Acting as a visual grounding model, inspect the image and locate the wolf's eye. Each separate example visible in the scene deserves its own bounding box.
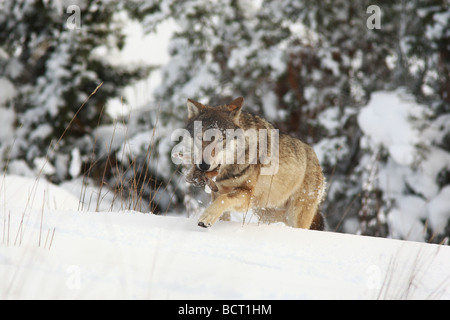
[210,136,223,142]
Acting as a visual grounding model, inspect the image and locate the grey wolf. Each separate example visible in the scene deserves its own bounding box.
[184,96,326,230]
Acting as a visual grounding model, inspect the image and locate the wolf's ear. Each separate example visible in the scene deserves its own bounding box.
[227,97,244,124]
[187,98,206,119]
[227,97,244,112]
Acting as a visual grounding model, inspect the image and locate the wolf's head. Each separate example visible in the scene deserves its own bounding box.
[186,96,244,127]
[185,97,245,172]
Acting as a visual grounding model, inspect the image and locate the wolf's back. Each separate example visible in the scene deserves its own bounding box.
[239,112,275,131]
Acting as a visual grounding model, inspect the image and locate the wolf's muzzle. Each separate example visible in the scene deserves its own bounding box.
[197,162,211,172]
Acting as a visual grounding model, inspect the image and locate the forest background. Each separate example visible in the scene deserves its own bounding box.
[0,0,449,243]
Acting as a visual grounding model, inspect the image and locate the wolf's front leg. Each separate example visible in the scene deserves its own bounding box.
[198,189,252,228]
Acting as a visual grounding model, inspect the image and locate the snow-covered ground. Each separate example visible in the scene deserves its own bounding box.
[1,175,449,299]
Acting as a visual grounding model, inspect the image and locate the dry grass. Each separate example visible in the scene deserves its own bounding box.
[376,245,450,300]
[1,80,187,250]
[78,104,183,215]
[1,82,106,248]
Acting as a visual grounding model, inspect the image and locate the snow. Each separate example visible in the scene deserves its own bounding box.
[405,146,450,199]
[427,186,450,235]
[0,106,15,142]
[425,10,450,41]
[69,148,81,179]
[320,50,340,76]
[388,196,427,242]
[314,136,348,167]
[358,89,428,166]
[1,175,449,299]
[104,16,177,118]
[1,3,450,300]
[0,175,80,212]
[0,78,16,162]
[261,91,278,121]
[0,77,15,105]
[93,123,129,157]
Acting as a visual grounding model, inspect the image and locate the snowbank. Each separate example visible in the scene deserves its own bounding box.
[1,176,449,299]
[2,210,449,300]
[0,175,80,212]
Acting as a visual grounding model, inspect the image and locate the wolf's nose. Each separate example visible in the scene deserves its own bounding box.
[198,162,210,172]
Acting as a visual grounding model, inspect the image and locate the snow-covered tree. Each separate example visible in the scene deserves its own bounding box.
[125,0,450,241]
[0,0,151,182]
[29,0,450,240]
[128,0,383,227]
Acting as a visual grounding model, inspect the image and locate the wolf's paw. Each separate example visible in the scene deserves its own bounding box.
[198,209,222,228]
[198,221,211,228]
[198,214,216,228]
